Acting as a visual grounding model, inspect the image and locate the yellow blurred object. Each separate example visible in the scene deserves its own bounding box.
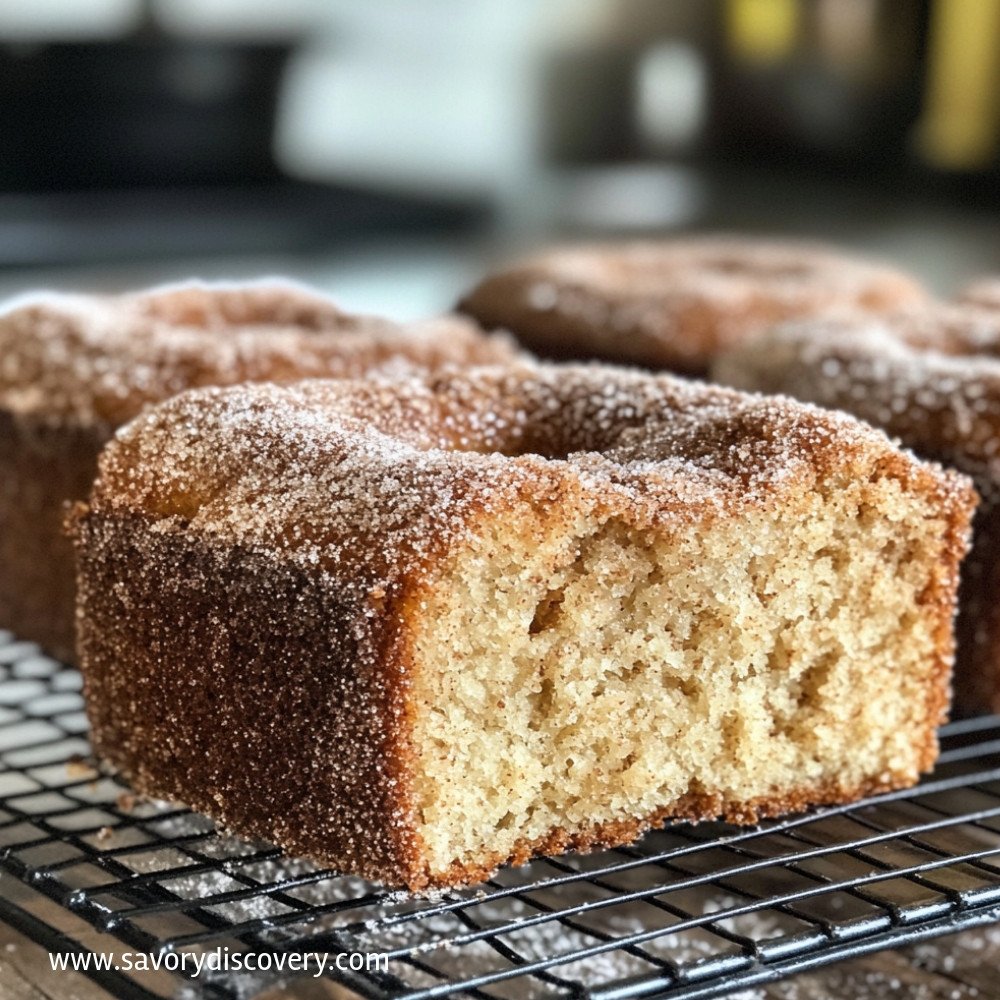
[725,0,799,65]
[920,0,1000,170]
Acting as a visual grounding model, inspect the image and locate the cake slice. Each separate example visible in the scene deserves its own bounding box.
[71,365,975,889]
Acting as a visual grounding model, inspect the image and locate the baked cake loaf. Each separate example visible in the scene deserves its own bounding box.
[714,305,1000,715]
[0,281,516,661]
[458,237,927,375]
[72,364,974,889]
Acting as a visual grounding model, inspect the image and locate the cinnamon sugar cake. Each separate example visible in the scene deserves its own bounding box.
[0,281,516,660]
[458,237,927,375]
[72,364,974,889]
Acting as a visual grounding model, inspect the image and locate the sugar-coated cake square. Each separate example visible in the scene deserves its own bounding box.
[72,365,974,889]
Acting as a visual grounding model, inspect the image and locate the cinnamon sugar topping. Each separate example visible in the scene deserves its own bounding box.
[459,238,927,373]
[0,281,517,428]
[93,363,970,586]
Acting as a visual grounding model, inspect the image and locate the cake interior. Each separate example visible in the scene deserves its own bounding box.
[409,472,949,878]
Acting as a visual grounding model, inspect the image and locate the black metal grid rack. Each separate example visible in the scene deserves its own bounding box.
[3,628,1000,1000]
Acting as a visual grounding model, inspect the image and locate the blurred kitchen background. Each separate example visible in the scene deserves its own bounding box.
[0,0,998,316]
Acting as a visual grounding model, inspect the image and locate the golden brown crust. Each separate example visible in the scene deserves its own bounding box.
[0,281,518,658]
[73,364,974,890]
[458,238,927,375]
[72,511,428,887]
[714,306,1000,715]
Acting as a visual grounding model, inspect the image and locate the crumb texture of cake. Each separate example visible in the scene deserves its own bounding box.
[458,237,927,375]
[72,364,975,889]
[713,306,1000,715]
[0,280,517,660]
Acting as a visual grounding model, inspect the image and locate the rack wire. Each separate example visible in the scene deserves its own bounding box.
[2,628,1000,1000]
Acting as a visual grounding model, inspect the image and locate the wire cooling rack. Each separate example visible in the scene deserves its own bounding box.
[3,629,1000,1000]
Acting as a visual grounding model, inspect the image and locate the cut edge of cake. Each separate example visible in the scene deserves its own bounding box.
[403,458,972,885]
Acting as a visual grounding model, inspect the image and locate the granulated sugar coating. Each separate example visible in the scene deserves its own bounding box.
[0,280,518,430]
[458,237,927,375]
[0,279,518,662]
[714,305,1000,715]
[73,363,974,890]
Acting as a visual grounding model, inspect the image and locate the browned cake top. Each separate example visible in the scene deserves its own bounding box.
[0,281,517,429]
[957,278,1000,312]
[458,237,927,371]
[713,305,1000,502]
[90,363,970,592]
[477,238,923,303]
